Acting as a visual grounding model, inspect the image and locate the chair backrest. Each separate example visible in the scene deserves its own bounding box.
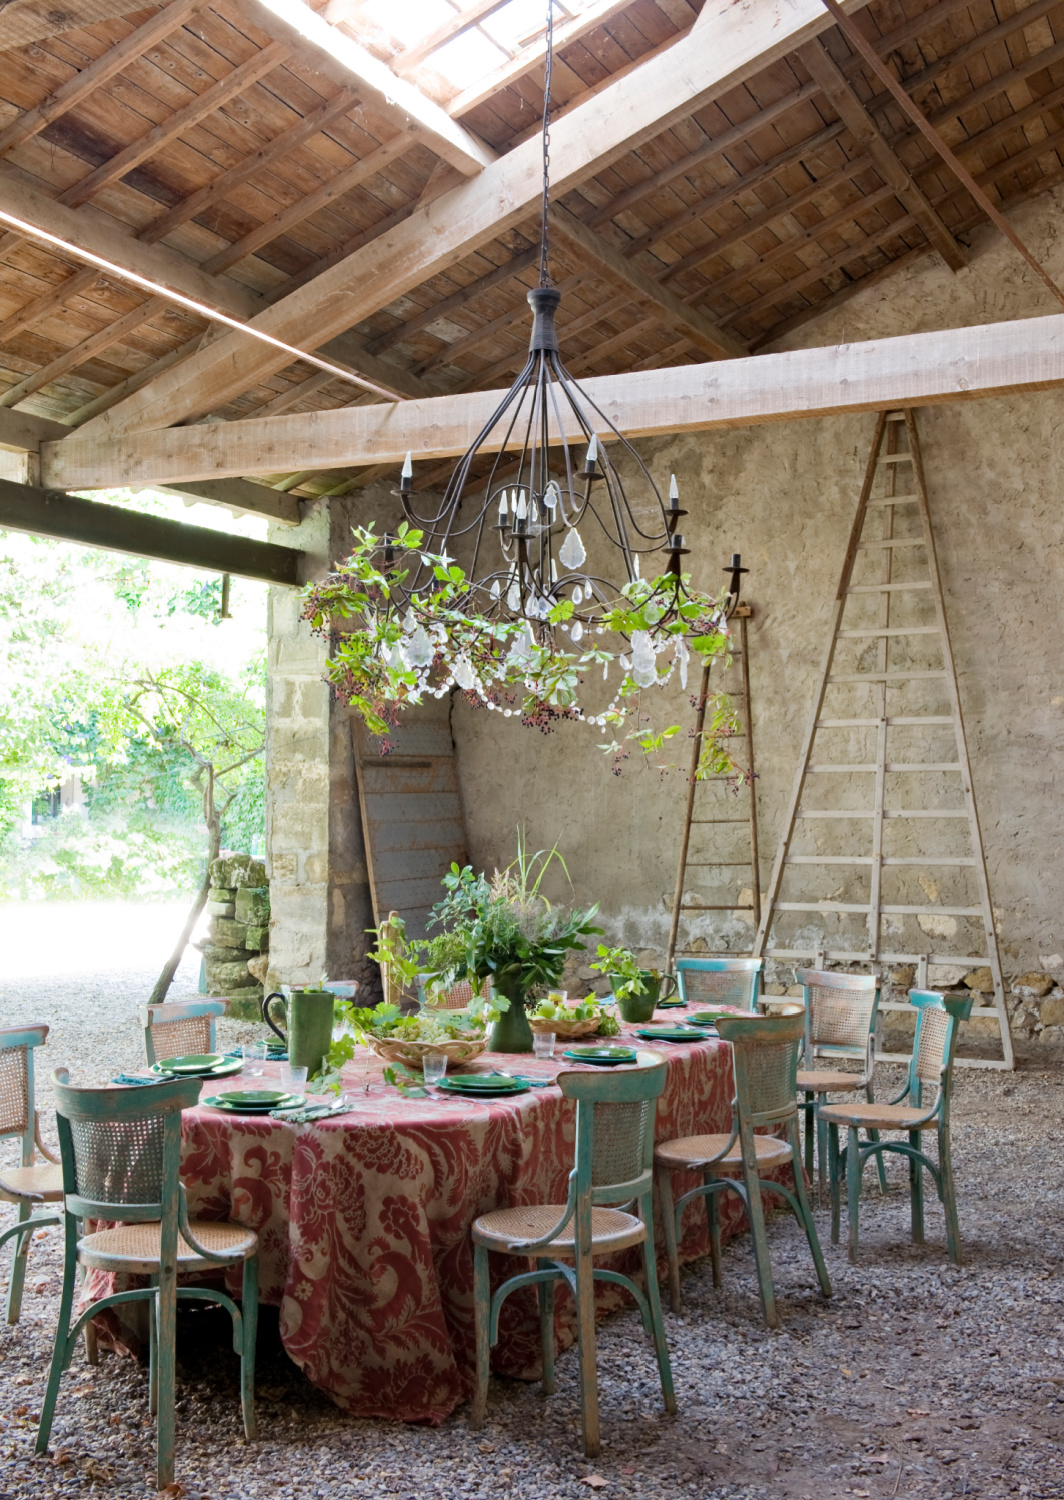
[907,991,972,1108]
[417,974,492,1011]
[676,958,762,1010]
[716,1011,803,1127]
[795,968,880,1069]
[0,1023,48,1166]
[139,1000,225,1065]
[51,1069,201,1223]
[558,1059,667,1205]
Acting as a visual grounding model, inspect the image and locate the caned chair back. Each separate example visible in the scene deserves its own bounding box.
[676,957,762,1010]
[417,974,492,1011]
[558,1060,667,1204]
[795,968,880,1076]
[716,1012,803,1126]
[51,1070,200,1224]
[0,1024,48,1163]
[908,990,971,1107]
[139,1000,225,1065]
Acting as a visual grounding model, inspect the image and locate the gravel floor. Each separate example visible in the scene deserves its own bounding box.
[2,922,1062,1499]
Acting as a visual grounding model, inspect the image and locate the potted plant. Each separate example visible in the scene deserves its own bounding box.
[591,944,677,1024]
[428,839,601,1053]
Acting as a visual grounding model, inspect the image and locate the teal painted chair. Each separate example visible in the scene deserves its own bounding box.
[139,1000,226,1066]
[655,1010,831,1328]
[794,969,885,1197]
[822,990,972,1264]
[675,957,762,1010]
[470,1059,675,1458]
[36,1071,260,1489]
[0,1023,63,1325]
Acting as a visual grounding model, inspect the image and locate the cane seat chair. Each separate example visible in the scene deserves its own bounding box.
[821,990,972,1264]
[675,957,762,1010]
[794,969,884,1195]
[36,1071,259,1488]
[417,974,493,1011]
[139,1000,226,1066]
[655,1011,831,1328]
[471,1059,675,1458]
[0,1024,63,1325]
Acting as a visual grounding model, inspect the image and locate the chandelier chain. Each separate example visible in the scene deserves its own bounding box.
[539,0,554,287]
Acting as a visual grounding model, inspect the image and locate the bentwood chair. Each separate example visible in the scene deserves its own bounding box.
[675,957,762,1010]
[139,1000,225,1065]
[822,990,972,1265]
[794,969,885,1196]
[0,1024,63,1325]
[471,1059,675,1458]
[417,975,493,1011]
[36,1071,260,1488]
[655,1011,831,1328]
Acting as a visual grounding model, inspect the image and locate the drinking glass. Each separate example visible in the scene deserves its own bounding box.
[242,1041,267,1078]
[281,1063,308,1096]
[546,989,567,1006]
[533,1032,556,1060]
[423,1052,447,1087]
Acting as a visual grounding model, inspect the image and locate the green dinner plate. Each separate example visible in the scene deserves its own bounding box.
[157,1054,226,1073]
[635,1027,701,1042]
[150,1056,243,1079]
[445,1074,526,1091]
[436,1079,530,1097]
[687,1010,733,1026]
[563,1046,638,1065]
[203,1090,304,1113]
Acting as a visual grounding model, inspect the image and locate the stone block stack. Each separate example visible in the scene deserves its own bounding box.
[196,853,270,1016]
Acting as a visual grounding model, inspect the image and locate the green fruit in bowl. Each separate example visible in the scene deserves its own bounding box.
[536,999,558,1019]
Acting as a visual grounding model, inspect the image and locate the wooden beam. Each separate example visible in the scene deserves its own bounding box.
[0,0,156,52]
[0,478,304,583]
[240,0,494,177]
[46,310,1064,486]
[80,0,872,438]
[365,245,540,356]
[389,0,510,76]
[550,204,745,359]
[0,0,201,159]
[0,407,68,450]
[795,39,966,273]
[161,478,301,526]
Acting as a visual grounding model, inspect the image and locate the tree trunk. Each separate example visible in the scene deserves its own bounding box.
[149,766,219,1006]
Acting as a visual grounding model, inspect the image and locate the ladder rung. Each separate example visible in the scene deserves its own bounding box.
[866,494,918,506]
[836,626,939,638]
[881,856,976,866]
[776,902,870,913]
[681,904,756,911]
[796,808,969,818]
[875,453,912,463]
[827,670,947,682]
[847,582,932,593]
[785,855,874,864]
[857,538,925,549]
[881,905,982,917]
[806,763,962,773]
[691,818,748,824]
[764,948,990,965]
[684,861,755,866]
[796,810,874,818]
[815,716,954,727]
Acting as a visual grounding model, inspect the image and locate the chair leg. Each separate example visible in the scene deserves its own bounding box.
[84,1318,99,1366]
[846,1125,862,1263]
[574,1241,600,1458]
[816,1097,829,1202]
[828,1123,841,1245]
[148,1284,159,1419]
[35,1231,78,1457]
[470,1243,491,1429]
[802,1095,815,1184]
[5,1203,31,1325]
[866,1084,888,1194]
[938,1122,962,1265]
[537,1277,555,1395]
[788,1121,831,1297]
[640,1197,676,1415]
[155,1265,177,1489]
[741,1159,778,1329]
[240,1255,259,1441]
[656,1168,682,1314]
[706,1173,722,1290]
[909,1129,925,1244]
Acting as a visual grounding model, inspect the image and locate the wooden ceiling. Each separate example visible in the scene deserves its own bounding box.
[2,0,1064,501]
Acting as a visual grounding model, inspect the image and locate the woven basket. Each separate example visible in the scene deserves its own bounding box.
[362,1034,487,1070]
[529,1014,603,1039]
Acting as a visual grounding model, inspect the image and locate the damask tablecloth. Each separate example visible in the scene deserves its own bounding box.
[109,1023,760,1424]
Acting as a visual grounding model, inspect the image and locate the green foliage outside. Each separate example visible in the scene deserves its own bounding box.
[0,492,268,900]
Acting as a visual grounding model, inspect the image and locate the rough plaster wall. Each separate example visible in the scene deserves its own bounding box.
[451,188,1064,976]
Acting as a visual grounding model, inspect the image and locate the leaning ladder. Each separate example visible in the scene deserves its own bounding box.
[666,604,761,969]
[752,411,1012,1069]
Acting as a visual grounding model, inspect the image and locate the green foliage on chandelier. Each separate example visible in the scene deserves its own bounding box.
[303,521,745,776]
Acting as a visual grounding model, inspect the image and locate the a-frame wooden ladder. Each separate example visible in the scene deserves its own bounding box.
[753,410,1012,1069]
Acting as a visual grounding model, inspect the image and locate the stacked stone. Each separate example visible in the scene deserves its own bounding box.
[196,853,270,1006]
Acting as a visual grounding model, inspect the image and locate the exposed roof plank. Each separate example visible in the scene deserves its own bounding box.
[0,0,157,54]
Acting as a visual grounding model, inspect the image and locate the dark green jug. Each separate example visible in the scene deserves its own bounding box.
[262,988,335,1074]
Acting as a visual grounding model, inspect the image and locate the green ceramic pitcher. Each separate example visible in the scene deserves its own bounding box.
[611,970,678,1024]
[262,988,335,1074]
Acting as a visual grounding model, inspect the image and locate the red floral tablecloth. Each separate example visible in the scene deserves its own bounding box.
[99,1019,765,1423]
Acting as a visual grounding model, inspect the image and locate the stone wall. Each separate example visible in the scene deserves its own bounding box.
[195,851,270,1017]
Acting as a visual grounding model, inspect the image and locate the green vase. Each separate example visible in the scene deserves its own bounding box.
[488,980,534,1053]
[611,970,679,1024]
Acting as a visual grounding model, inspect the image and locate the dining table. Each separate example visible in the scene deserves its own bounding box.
[92,1009,772,1425]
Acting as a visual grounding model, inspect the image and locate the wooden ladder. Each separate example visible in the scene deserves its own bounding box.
[752,410,1012,1069]
[666,604,761,969]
